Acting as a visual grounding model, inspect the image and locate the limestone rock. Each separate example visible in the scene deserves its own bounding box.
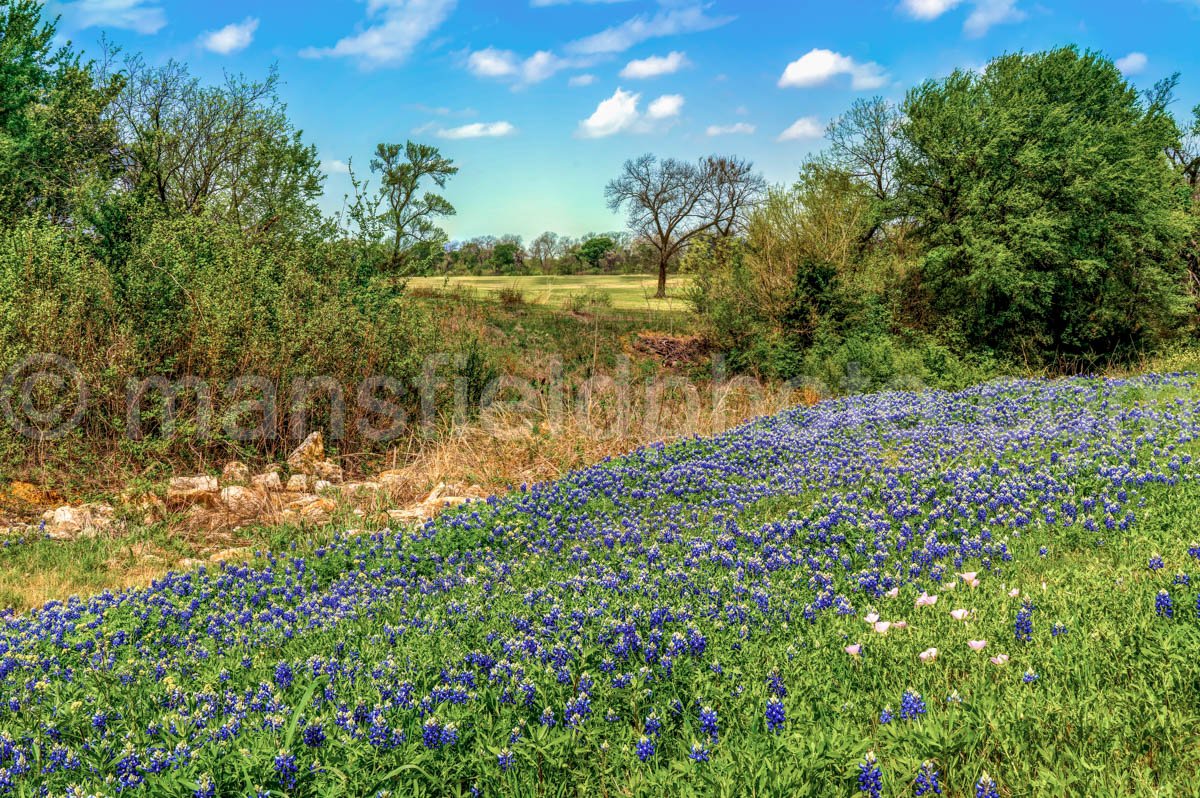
[285,474,309,492]
[312,460,343,483]
[209,546,254,563]
[278,493,336,525]
[221,461,250,485]
[220,485,264,518]
[41,503,116,540]
[251,472,283,492]
[286,431,325,473]
[166,476,219,510]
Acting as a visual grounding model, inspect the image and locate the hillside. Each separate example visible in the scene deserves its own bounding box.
[1,374,1198,795]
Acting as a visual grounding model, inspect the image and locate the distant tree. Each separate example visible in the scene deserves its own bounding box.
[606,154,764,298]
[577,235,616,271]
[367,141,458,270]
[897,46,1193,363]
[0,0,123,225]
[529,231,559,273]
[490,239,524,273]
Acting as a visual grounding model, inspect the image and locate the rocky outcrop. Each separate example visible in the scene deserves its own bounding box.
[166,476,219,510]
[41,503,117,540]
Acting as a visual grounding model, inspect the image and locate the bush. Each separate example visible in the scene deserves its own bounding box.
[0,217,436,469]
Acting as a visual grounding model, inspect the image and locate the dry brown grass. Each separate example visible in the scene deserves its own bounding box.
[374,379,802,500]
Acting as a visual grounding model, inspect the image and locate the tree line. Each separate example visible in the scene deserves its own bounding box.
[677,46,1200,383]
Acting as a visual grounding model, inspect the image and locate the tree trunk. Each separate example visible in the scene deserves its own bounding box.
[656,256,668,299]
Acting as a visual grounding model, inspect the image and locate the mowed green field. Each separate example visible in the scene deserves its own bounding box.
[407,273,694,312]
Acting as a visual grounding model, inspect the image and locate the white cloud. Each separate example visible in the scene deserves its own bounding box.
[777,116,823,142]
[568,73,597,87]
[568,5,733,55]
[647,94,684,119]
[1115,51,1148,75]
[620,51,690,79]
[532,0,632,4]
[322,159,351,174]
[902,0,1025,37]
[963,0,1024,37]
[578,88,642,137]
[436,121,516,139]
[467,47,583,86]
[577,88,682,138]
[467,47,518,77]
[300,0,456,67]
[900,0,962,19]
[778,48,888,90]
[706,122,755,136]
[56,0,166,34]
[201,17,258,55]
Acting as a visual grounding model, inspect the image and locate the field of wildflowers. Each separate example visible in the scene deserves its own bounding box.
[3,375,1200,796]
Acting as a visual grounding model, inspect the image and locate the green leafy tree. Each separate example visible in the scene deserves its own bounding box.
[366,141,458,270]
[576,235,615,271]
[897,46,1193,364]
[0,0,122,225]
[110,57,324,238]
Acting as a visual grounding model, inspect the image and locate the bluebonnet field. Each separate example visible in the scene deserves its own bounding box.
[3,375,1200,796]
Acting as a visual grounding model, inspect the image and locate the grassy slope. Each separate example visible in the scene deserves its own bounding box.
[2,376,1200,795]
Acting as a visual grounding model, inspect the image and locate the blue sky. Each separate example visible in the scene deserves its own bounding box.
[47,0,1200,242]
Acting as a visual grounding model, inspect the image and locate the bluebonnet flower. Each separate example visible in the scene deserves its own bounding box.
[765,696,785,733]
[439,723,459,747]
[975,773,1000,798]
[1149,554,1165,571]
[914,761,942,795]
[899,689,926,721]
[688,742,710,762]
[644,711,662,737]
[635,735,655,762]
[302,722,326,748]
[498,748,514,773]
[1015,601,1034,642]
[274,662,294,690]
[699,705,718,740]
[1156,590,1174,618]
[879,706,893,724]
[1038,546,1048,557]
[194,775,216,798]
[766,669,787,698]
[274,750,298,790]
[857,751,882,798]
[422,718,442,749]
[1023,669,1039,683]
[1174,572,1190,586]
[1050,622,1068,637]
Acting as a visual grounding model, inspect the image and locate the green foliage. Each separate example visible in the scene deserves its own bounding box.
[898,46,1193,364]
[0,0,122,225]
[0,217,434,461]
[576,236,616,271]
[349,141,458,272]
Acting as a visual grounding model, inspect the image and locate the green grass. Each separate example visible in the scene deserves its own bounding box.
[408,273,695,313]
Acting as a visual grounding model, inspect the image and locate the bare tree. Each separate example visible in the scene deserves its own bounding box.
[705,156,767,238]
[606,154,764,298]
[823,97,905,249]
[530,231,559,273]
